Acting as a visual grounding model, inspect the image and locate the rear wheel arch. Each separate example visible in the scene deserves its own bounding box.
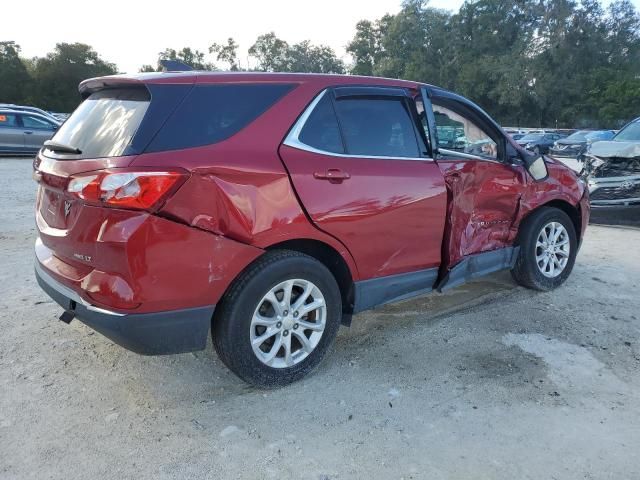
[264,239,355,319]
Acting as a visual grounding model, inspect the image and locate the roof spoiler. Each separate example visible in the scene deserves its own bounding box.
[159,60,193,72]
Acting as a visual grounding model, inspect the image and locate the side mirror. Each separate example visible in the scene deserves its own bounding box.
[508,142,548,180]
[526,155,549,180]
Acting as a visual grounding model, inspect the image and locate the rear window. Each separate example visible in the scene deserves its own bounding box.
[50,88,150,159]
[146,83,294,152]
[298,94,344,154]
[0,113,19,127]
[333,97,420,158]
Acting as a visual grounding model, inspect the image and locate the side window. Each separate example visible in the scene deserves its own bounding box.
[0,113,19,127]
[147,83,294,152]
[432,103,498,160]
[333,97,420,158]
[298,94,344,154]
[22,115,55,130]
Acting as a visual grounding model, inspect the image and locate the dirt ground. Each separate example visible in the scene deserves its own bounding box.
[1,157,639,480]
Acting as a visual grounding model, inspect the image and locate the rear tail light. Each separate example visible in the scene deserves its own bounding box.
[67,169,187,210]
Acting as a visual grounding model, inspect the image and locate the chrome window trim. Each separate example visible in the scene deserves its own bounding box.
[283,89,433,162]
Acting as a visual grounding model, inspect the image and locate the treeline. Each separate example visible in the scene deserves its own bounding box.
[1,0,639,127]
[347,0,640,128]
[0,42,117,113]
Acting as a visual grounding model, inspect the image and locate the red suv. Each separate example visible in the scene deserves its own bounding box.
[34,72,589,386]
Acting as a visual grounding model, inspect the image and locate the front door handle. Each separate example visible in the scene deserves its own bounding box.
[313,169,351,182]
[24,131,33,135]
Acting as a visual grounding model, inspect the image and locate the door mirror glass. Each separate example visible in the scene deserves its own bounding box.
[527,155,548,180]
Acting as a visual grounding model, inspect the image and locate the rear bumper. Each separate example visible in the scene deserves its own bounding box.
[36,261,214,355]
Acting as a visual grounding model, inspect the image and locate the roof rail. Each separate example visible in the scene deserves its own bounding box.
[159,59,194,72]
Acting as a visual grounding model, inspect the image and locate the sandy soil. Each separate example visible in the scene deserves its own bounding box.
[1,157,639,479]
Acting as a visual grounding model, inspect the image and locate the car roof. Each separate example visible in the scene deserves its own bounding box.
[0,108,57,119]
[79,71,429,96]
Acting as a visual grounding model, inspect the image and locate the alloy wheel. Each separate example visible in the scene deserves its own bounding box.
[535,221,570,278]
[250,279,327,368]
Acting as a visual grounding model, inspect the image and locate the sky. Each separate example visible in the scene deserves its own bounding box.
[3,0,639,74]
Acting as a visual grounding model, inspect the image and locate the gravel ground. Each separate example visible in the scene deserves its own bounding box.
[1,157,639,480]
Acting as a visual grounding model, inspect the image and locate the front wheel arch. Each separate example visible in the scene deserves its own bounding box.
[517,199,582,247]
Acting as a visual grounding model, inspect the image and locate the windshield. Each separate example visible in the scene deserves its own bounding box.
[519,133,543,142]
[563,131,590,142]
[614,121,640,142]
[585,131,613,142]
[48,88,150,159]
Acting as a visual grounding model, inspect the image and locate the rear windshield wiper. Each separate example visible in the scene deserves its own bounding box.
[43,140,82,155]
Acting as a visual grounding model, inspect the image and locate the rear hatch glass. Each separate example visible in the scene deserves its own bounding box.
[48,88,149,159]
[45,83,295,160]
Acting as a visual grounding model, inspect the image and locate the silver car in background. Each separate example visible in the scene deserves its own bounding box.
[0,109,61,156]
[0,104,62,124]
[583,117,640,223]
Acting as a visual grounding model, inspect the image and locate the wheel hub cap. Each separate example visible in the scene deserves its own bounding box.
[250,279,326,368]
[535,221,570,278]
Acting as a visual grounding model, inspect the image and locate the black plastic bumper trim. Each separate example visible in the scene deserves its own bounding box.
[353,267,439,313]
[436,246,519,292]
[35,263,214,355]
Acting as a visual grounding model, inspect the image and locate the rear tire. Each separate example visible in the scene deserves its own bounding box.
[212,250,342,388]
[511,207,577,291]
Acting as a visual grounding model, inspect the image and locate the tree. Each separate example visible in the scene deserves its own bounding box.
[0,41,31,104]
[347,0,640,128]
[288,41,345,74]
[159,47,212,70]
[248,32,290,71]
[347,20,383,76]
[249,33,345,73]
[30,43,117,112]
[210,38,240,70]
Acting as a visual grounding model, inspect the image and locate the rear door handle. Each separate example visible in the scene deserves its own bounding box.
[313,169,351,182]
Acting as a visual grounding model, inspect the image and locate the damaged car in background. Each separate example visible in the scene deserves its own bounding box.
[583,117,640,221]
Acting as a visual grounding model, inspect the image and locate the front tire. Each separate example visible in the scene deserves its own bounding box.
[511,207,578,291]
[213,250,342,388]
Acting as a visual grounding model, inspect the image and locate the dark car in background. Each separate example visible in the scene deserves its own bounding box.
[549,130,616,160]
[516,132,566,154]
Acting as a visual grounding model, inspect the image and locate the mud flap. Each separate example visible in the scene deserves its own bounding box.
[59,310,75,324]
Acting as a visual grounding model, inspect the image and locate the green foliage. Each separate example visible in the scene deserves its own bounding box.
[2,3,638,125]
[248,32,345,73]
[347,0,640,128]
[0,41,31,104]
[159,47,214,70]
[248,33,290,71]
[210,38,240,71]
[27,43,117,112]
